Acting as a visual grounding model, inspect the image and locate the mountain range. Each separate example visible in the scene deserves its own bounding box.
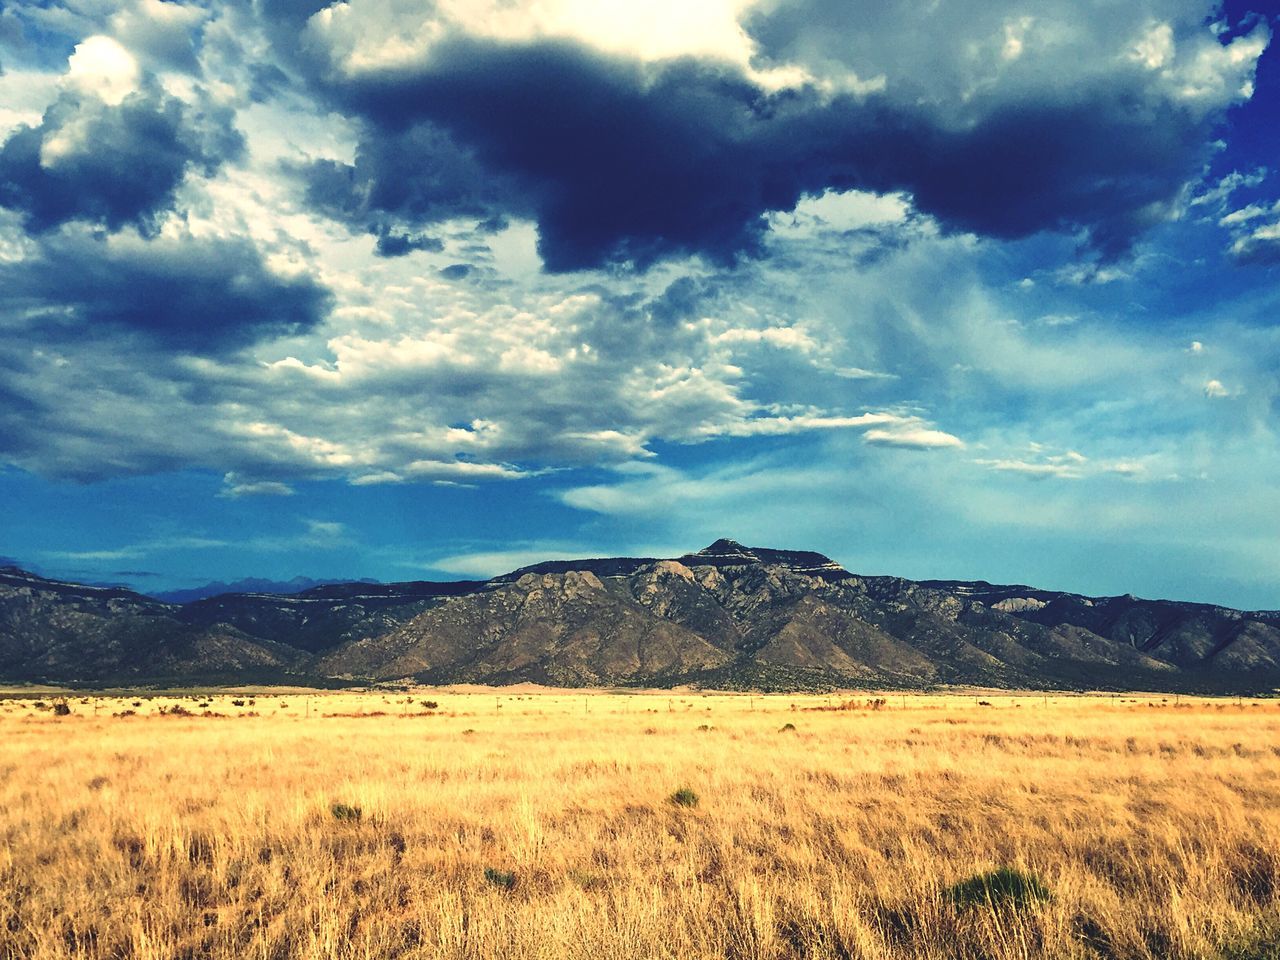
[2,540,1277,692]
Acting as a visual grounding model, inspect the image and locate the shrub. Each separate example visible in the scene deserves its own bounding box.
[780,722,797,732]
[330,803,363,823]
[668,787,699,808]
[52,700,72,717]
[421,700,439,710]
[945,868,1052,910]
[231,700,246,707]
[484,867,517,890]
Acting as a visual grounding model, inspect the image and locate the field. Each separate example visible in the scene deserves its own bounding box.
[1,689,1278,960]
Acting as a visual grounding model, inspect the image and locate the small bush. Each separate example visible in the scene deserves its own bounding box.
[231,700,246,707]
[484,867,516,890]
[52,700,72,717]
[696,724,712,732]
[780,722,796,732]
[330,803,363,823]
[421,700,439,710]
[945,868,1052,910]
[668,787,699,808]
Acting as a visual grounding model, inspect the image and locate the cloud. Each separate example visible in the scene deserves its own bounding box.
[1203,378,1230,398]
[974,458,1084,479]
[43,535,230,563]
[1226,211,1280,264]
[864,425,965,449]
[279,3,1268,270]
[0,38,242,234]
[427,544,597,578]
[0,228,331,351]
[218,473,296,498]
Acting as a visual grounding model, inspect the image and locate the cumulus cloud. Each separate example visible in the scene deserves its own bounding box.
[0,36,242,234]
[268,1,1271,270]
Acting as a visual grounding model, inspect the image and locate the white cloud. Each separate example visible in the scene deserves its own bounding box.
[309,0,775,81]
[218,473,295,498]
[65,36,139,106]
[864,426,965,450]
[1203,378,1229,398]
[975,458,1083,479]
[428,544,594,577]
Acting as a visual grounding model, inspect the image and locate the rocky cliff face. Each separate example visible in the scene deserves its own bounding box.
[3,541,1278,691]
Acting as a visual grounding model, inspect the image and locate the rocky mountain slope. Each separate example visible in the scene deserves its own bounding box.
[2,541,1278,691]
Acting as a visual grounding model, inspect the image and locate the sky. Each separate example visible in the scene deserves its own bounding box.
[1,0,1279,607]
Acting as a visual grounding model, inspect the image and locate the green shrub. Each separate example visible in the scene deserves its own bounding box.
[945,867,1052,910]
[484,867,516,890]
[668,786,699,808]
[330,803,363,823]
[780,722,796,732]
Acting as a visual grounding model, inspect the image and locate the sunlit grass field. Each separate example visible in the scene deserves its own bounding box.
[1,688,1277,959]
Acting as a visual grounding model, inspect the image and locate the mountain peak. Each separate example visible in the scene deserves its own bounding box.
[695,539,758,560]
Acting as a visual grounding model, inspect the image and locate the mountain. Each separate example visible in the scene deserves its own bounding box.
[0,566,307,682]
[1,542,1278,691]
[150,576,380,605]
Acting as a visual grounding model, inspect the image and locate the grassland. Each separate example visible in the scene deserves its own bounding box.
[0,689,1277,959]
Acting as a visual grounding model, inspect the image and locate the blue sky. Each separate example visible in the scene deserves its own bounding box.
[1,0,1279,607]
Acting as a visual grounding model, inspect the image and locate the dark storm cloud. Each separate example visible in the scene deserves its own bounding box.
[374,228,444,257]
[0,87,242,234]
[1,231,331,352]
[309,37,1228,271]
[296,120,521,238]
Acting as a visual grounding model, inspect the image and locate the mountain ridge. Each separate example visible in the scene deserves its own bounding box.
[1,546,1277,692]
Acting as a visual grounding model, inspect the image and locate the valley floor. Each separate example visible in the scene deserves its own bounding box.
[1,691,1278,959]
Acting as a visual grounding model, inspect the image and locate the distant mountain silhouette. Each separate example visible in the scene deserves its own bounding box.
[150,576,380,605]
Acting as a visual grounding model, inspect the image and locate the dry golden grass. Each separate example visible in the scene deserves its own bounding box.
[1,689,1278,959]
